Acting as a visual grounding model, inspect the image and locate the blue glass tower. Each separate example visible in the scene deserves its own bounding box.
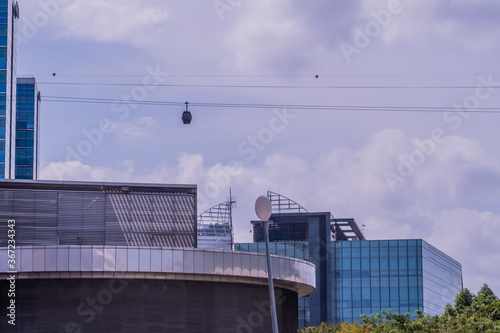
[0,0,19,179]
[235,192,463,328]
[236,239,462,327]
[15,77,40,179]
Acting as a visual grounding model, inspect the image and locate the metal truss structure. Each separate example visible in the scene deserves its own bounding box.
[267,191,309,214]
[197,201,234,250]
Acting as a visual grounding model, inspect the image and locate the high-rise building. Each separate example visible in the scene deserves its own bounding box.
[0,1,39,180]
[0,0,19,180]
[235,192,463,329]
[15,77,40,179]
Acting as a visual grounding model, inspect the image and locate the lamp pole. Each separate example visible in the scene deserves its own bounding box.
[255,195,279,333]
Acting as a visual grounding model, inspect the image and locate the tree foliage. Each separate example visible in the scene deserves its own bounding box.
[298,284,500,333]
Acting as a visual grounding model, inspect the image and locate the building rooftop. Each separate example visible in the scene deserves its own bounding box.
[0,179,197,194]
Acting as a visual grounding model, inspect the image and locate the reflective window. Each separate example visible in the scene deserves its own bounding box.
[193,251,204,274]
[352,258,361,270]
[45,248,57,271]
[389,257,398,270]
[362,288,370,300]
[390,287,399,300]
[258,255,267,278]
[250,253,259,277]
[116,248,128,271]
[81,247,92,271]
[276,243,286,256]
[371,288,380,300]
[370,257,379,270]
[361,258,370,270]
[223,252,233,275]
[102,248,115,271]
[232,253,242,275]
[21,248,33,272]
[92,247,104,271]
[161,249,173,272]
[57,248,69,271]
[241,254,250,275]
[128,248,139,271]
[69,248,81,271]
[380,257,389,270]
[172,250,183,273]
[182,250,193,273]
[140,249,151,272]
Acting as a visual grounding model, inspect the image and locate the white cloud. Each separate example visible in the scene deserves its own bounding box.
[39,129,500,293]
[356,0,500,50]
[222,0,308,72]
[428,209,500,294]
[114,116,159,141]
[57,0,169,45]
[40,160,136,182]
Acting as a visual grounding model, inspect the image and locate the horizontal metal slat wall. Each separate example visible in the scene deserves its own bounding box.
[0,187,196,248]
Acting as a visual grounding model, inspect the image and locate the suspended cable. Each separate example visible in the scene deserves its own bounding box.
[20,72,500,78]
[42,95,500,114]
[36,81,500,89]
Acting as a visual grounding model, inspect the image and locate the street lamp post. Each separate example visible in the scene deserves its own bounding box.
[255,195,279,333]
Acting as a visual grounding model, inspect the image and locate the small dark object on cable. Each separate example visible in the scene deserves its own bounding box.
[182,101,192,124]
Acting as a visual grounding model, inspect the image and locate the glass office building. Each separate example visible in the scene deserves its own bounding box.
[0,0,19,179]
[235,192,463,328]
[333,239,462,323]
[15,77,40,179]
[0,1,38,180]
[236,239,462,328]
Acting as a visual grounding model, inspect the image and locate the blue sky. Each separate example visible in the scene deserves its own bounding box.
[16,0,500,294]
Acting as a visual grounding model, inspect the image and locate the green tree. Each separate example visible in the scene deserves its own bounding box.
[477,284,497,300]
[443,303,455,317]
[299,284,500,332]
[472,284,500,321]
[454,288,475,314]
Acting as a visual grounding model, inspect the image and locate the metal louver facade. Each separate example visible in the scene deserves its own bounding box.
[0,180,197,248]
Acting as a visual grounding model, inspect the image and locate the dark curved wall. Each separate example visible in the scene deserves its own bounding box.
[0,279,298,333]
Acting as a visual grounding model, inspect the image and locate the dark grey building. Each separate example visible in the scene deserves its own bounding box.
[0,182,316,332]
